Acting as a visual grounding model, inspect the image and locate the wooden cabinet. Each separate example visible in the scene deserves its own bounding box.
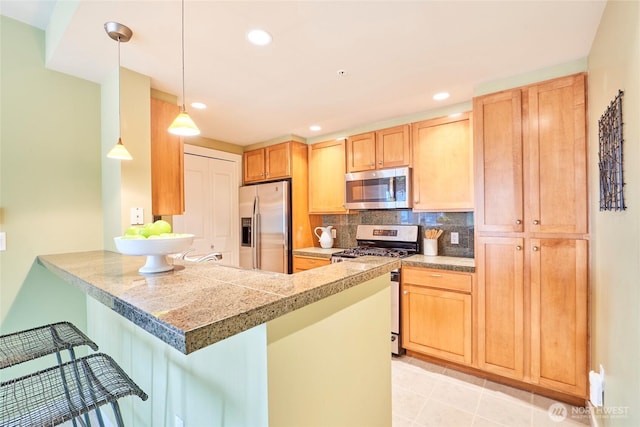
[308,139,347,214]
[346,125,410,172]
[151,98,184,215]
[474,73,587,234]
[473,73,588,399]
[530,238,588,396]
[476,236,525,380]
[401,267,472,365]
[412,113,473,211]
[293,255,331,273]
[473,89,524,233]
[243,142,291,184]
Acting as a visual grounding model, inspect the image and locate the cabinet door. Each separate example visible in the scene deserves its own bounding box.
[244,149,266,183]
[530,238,588,397]
[346,132,376,172]
[266,142,291,180]
[412,114,473,211]
[151,98,184,215]
[527,74,587,234]
[474,90,524,232]
[376,125,411,169]
[402,285,471,364]
[308,139,347,213]
[477,236,525,380]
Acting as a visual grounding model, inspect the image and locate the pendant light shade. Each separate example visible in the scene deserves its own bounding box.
[107,137,133,160]
[169,0,200,136]
[105,21,133,160]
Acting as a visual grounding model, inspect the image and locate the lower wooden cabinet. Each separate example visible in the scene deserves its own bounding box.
[401,267,472,365]
[476,236,588,397]
[293,255,330,273]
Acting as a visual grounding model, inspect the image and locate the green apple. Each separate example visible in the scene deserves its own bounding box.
[148,220,172,236]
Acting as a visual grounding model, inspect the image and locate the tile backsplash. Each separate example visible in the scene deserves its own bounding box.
[320,210,474,258]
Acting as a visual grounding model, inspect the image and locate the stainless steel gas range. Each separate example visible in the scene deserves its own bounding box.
[331,224,420,356]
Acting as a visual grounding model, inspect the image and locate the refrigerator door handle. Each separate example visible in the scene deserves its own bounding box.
[252,196,260,270]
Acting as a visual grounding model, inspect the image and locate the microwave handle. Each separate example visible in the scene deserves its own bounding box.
[389,177,395,201]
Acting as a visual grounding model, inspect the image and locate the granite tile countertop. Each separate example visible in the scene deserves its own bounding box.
[292,247,345,259]
[402,254,475,273]
[37,251,400,355]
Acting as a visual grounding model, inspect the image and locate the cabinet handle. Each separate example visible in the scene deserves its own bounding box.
[516,245,522,251]
[429,274,442,278]
[533,220,540,225]
[532,245,539,252]
[403,290,409,295]
[516,219,522,225]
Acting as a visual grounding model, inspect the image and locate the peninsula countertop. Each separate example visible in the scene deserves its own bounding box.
[37,251,400,355]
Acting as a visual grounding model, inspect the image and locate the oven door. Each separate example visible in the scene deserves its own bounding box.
[344,167,412,209]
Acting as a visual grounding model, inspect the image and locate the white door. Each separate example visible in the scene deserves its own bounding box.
[173,149,240,266]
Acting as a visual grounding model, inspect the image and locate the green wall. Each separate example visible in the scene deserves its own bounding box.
[588,1,640,425]
[0,15,102,361]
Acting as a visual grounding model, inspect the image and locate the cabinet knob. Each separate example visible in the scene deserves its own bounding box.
[516,219,522,225]
[378,161,383,165]
[414,200,419,204]
[210,244,215,249]
[403,290,409,295]
[516,245,522,251]
[532,245,539,252]
[533,220,540,225]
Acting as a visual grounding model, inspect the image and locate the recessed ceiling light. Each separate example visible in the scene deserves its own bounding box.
[191,102,207,109]
[247,29,272,46]
[433,92,450,101]
[310,125,322,132]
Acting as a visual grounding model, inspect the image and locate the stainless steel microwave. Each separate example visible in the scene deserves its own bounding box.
[344,167,412,209]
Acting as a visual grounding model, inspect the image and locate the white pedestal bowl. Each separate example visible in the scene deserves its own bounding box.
[114,234,195,274]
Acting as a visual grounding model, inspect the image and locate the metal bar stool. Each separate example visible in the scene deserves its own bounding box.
[0,322,147,426]
[0,353,148,426]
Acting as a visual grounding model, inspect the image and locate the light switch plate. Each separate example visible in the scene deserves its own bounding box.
[0,231,5,251]
[451,232,459,245]
[130,207,144,225]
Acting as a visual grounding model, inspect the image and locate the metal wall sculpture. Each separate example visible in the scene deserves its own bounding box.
[598,90,626,211]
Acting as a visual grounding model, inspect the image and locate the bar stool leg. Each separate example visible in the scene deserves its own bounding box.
[111,401,126,427]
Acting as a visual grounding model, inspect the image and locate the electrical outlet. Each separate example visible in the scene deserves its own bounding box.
[130,207,144,225]
[331,228,337,239]
[451,232,459,245]
[0,232,5,251]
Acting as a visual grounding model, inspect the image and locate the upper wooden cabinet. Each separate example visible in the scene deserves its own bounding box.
[474,73,587,235]
[151,98,184,215]
[243,142,292,184]
[412,113,473,211]
[308,139,348,214]
[346,125,410,172]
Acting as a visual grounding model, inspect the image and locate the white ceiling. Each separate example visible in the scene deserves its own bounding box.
[1,0,606,146]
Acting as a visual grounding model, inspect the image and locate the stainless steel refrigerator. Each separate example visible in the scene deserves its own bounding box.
[239,180,292,273]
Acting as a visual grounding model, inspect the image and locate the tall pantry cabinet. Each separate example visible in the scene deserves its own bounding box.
[473,73,588,398]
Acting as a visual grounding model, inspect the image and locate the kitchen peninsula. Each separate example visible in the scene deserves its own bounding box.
[37,250,399,427]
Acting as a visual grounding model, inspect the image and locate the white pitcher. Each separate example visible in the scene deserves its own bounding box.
[314,226,334,249]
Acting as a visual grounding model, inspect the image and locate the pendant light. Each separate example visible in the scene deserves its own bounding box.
[168,0,200,136]
[105,21,133,160]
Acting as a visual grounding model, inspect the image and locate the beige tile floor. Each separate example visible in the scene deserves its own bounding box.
[392,355,591,427]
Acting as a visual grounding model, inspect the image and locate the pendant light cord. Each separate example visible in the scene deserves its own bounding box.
[117,36,122,139]
[180,0,186,112]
